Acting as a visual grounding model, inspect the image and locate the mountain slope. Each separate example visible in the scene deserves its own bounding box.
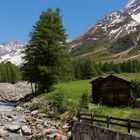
[70,0,140,59]
[0,41,27,66]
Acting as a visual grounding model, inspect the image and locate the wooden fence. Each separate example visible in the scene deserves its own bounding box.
[77,113,140,133]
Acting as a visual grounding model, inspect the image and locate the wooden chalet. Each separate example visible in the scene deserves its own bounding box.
[90,74,132,106]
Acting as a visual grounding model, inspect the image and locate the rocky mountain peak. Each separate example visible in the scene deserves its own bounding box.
[125,0,140,22]
[125,0,140,9]
[70,0,140,53]
[0,41,27,66]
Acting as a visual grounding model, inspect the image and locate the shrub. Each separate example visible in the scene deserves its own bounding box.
[30,103,41,111]
[79,92,89,112]
[51,90,66,113]
[131,80,140,107]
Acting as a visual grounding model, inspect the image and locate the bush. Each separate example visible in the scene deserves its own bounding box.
[30,103,41,111]
[131,80,140,107]
[79,92,89,112]
[51,90,66,113]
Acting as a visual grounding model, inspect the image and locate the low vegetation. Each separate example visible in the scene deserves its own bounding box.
[44,80,91,113]
[89,105,140,120]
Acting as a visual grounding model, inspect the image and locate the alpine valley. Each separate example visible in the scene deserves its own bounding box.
[70,0,140,63]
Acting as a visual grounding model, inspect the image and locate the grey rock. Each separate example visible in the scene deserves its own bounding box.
[5,124,21,132]
[0,82,32,102]
[61,135,68,140]
[21,125,31,136]
[15,106,24,112]
[0,129,9,137]
[67,131,72,138]
[31,110,39,115]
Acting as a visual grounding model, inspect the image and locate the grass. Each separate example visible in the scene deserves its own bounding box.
[89,105,140,134]
[89,105,140,120]
[42,73,140,116]
[44,79,92,112]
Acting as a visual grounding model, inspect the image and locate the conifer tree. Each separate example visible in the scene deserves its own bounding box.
[22,8,70,93]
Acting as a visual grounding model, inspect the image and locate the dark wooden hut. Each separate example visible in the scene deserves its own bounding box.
[90,74,131,106]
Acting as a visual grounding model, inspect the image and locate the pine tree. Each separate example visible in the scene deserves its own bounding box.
[22,8,70,93]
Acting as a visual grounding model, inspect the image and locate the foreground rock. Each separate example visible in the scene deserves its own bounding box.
[21,125,31,136]
[0,129,9,137]
[24,110,71,139]
[5,124,21,133]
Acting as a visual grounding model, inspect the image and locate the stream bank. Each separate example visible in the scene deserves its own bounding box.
[0,103,72,140]
[0,82,72,140]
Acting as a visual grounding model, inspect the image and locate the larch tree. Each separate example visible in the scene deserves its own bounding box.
[22,8,71,93]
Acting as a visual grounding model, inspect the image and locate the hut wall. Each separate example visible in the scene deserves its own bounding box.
[100,78,130,105]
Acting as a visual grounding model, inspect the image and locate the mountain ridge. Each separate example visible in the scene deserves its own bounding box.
[0,41,27,66]
[70,0,140,59]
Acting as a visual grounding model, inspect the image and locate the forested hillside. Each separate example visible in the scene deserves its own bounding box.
[0,62,21,83]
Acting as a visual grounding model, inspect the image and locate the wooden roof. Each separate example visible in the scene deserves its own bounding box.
[90,74,131,85]
[90,77,104,85]
[105,74,131,83]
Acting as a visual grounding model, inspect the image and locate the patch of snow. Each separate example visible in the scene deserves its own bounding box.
[70,42,82,50]
[66,39,71,43]
[9,53,25,66]
[132,5,140,13]
[0,41,27,66]
[114,29,123,39]
[92,37,98,41]
[132,13,140,22]
[126,21,139,32]
[126,0,136,9]
[109,27,121,36]
[102,27,107,32]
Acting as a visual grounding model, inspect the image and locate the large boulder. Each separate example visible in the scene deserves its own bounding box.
[21,125,31,136]
[0,129,9,137]
[31,110,39,116]
[5,124,21,132]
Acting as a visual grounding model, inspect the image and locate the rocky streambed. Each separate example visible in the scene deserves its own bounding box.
[0,104,72,140]
[0,105,27,140]
[0,82,73,140]
[0,82,32,102]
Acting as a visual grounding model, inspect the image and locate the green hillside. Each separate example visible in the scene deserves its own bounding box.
[71,31,140,63]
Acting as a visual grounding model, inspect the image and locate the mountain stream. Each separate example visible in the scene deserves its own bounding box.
[0,103,27,140]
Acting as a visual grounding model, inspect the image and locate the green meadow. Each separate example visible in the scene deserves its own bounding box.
[43,73,140,119]
[44,79,91,112]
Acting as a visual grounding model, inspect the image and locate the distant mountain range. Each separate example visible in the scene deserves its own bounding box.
[70,0,140,62]
[0,0,140,65]
[0,41,27,66]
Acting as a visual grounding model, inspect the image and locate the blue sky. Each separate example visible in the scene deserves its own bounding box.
[0,0,128,43]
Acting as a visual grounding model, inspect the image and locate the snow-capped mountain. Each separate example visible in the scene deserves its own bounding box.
[70,0,140,52]
[125,0,140,22]
[0,41,27,66]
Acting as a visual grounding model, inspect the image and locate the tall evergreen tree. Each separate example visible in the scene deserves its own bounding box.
[22,8,70,93]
